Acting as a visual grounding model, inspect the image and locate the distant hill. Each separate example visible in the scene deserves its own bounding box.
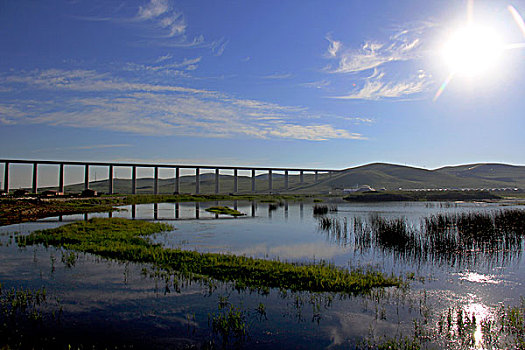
[35,162,525,194]
[289,163,525,193]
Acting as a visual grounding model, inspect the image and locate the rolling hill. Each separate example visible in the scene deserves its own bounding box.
[33,162,525,194]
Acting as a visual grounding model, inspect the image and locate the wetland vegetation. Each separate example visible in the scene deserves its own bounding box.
[2,199,525,349]
[17,218,402,295]
[316,208,525,267]
[205,206,245,216]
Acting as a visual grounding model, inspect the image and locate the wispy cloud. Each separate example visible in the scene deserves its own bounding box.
[75,144,132,150]
[0,69,365,142]
[261,73,293,80]
[268,124,365,141]
[210,38,229,56]
[136,0,186,37]
[300,80,330,89]
[123,57,202,74]
[325,34,342,58]
[31,144,133,153]
[331,69,430,100]
[326,24,432,74]
[73,1,208,48]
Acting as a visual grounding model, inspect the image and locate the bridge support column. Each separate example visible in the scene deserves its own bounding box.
[174,168,180,194]
[215,168,219,194]
[108,165,114,194]
[251,169,256,192]
[132,166,136,194]
[300,170,304,184]
[154,167,159,194]
[233,169,238,193]
[284,170,288,190]
[315,170,318,182]
[84,164,90,190]
[195,168,200,194]
[268,169,272,192]
[59,164,64,193]
[32,162,38,194]
[3,162,9,193]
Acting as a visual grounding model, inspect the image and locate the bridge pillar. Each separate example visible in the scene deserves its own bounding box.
[195,168,200,194]
[251,169,256,192]
[215,168,219,194]
[233,169,238,193]
[174,168,180,194]
[154,167,159,194]
[3,162,9,193]
[300,170,304,184]
[268,169,272,192]
[132,166,136,194]
[32,162,38,194]
[315,170,318,182]
[284,170,288,190]
[84,164,90,190]
[59,164,64,193]
[108,165,114,194]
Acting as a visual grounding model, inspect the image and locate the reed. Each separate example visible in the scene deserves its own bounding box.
[313,204,329,215]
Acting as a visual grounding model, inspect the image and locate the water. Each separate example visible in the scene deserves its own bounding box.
[1,200,524,348]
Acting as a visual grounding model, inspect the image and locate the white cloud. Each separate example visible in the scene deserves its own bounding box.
[154,54,172,63]
[331,69,431,100]
[326,35,342,57]
[137,0,170,20]
[136,0,187,38]
[300,80,330,89]
[268,124,365,141]
[210,38,229,56]
[261,73,293,80]
[0,69,366,142]
[327,26,429,74]
[124,57,202,73]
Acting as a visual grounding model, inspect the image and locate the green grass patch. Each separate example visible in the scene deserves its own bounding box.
[17,218,401,295]
[205,206,245,216]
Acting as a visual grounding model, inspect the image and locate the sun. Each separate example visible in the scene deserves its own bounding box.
[441,24,503,77]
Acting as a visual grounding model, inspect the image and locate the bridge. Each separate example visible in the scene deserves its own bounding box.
[0,159,340,195]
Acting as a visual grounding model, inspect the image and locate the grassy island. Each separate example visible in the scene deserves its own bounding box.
[205,206,245,216]
[17,218,401,295]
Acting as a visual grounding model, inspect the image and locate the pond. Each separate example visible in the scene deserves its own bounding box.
[1,200,524,348]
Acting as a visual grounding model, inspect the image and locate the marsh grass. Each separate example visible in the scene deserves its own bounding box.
[313,204,329,215]
[0,284,63,349]
[17,218,401,295]
[208,298,248,347]
[205,206,245,216]
[361,299,525,349]
[317,209,525,267]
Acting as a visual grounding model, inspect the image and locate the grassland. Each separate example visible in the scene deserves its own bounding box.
[17,218,402,295]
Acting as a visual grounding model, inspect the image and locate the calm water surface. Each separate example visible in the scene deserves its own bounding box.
[1,200,524,348]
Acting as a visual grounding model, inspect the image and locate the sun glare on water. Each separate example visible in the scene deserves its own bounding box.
[441,24,503,77]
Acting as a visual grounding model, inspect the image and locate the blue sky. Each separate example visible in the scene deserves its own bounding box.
[1,0,525,184]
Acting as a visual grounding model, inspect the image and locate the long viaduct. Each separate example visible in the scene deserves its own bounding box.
[0,159,340,195]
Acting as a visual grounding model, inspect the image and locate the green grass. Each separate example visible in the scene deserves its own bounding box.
[17,218,401,295]
[205,206,245,216]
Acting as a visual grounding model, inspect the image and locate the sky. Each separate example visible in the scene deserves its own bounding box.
[1,0,525,187]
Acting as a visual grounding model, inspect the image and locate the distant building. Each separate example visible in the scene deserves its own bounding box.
[343,185,375,193]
